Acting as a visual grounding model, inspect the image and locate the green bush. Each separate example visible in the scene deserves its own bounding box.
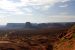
[72,33,75,38]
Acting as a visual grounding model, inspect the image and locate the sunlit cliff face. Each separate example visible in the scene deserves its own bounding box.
[0,0,75,25]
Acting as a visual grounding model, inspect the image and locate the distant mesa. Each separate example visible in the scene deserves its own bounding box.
[0,22,75,30]
[25,22,33,28]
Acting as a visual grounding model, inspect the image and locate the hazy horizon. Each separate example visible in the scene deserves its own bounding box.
[0,0,75,25]
[0,22,75,25]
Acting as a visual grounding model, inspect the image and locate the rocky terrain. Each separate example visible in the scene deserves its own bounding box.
[54,25,75,50]
[0,24,75,50]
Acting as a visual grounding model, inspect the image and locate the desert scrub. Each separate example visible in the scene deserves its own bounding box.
[67,43,73,48]
[72,33,75,38]
[62,38,69,42]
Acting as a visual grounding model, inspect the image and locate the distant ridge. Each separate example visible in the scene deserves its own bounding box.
[0,22,75,30]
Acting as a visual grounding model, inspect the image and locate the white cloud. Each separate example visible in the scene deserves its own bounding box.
[0,0,24,14]
[23,8,32,13]
[41,5,50,11]
[0,0,70,14]
[0,0,16,10]
[47,15,75,22]
[21,0,70,5]
[59,4,68,7]
[20,0,30,6]
[14,10,24,15]
[0,16,7,25]
[59,12,69,15]
[61,0,70,2]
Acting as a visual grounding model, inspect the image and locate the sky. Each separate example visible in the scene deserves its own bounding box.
[0,0,75,25]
